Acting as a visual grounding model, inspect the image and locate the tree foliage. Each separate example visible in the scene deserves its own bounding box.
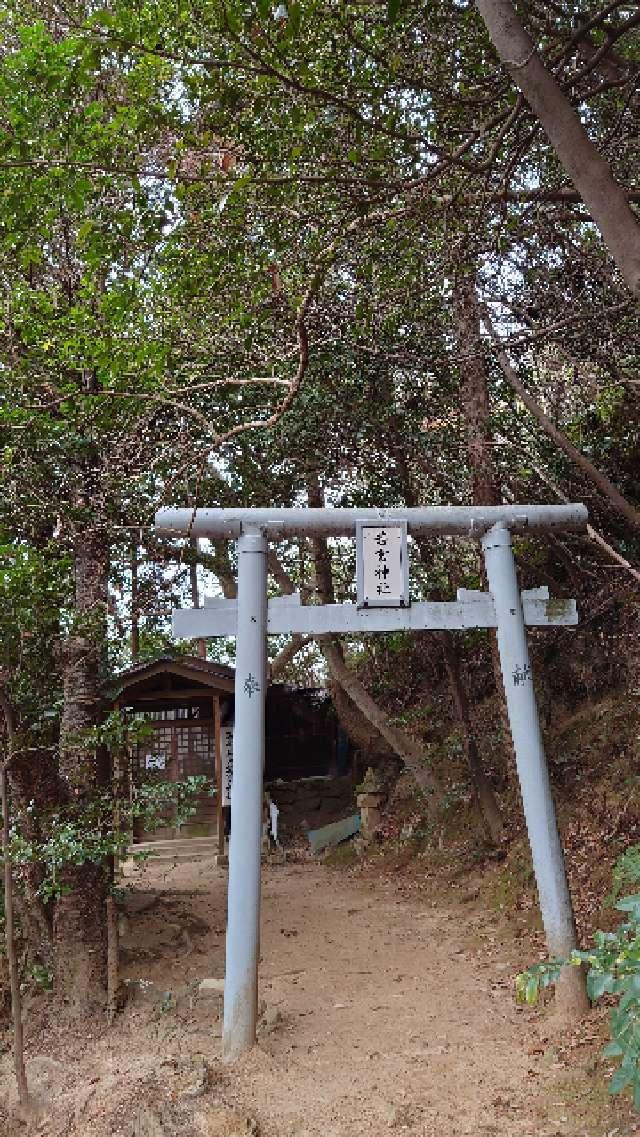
[0,0,638,1036]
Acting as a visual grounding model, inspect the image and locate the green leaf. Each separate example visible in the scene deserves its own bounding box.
[602,1040,624,1058]
[616,894,640,914]
[387,0,403,21]
[609,1056,637,1095]
[588,971,615,1000]
[525,975,539,1005]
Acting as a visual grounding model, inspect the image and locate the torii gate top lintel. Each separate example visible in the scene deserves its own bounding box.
[155,502,588,541]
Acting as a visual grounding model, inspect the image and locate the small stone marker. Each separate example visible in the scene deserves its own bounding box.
[356,767,387,842]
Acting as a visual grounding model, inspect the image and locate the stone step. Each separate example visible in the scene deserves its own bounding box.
[125,836,223,864]
[132,835,220,852]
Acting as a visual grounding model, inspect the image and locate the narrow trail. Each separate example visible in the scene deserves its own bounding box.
[0,857,630,1137]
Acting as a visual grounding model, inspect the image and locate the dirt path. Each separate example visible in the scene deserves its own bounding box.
[1,856,634,1137]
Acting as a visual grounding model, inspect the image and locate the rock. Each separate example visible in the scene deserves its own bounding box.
[194,1103,259,1137]
[199,978,225,994]
[260,1005,283,1033]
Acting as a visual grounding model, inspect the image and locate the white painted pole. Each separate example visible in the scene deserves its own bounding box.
[223,530,268,1060]
[481,524,588,1014]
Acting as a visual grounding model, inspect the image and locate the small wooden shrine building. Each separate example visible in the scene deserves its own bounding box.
[112,656,342,842]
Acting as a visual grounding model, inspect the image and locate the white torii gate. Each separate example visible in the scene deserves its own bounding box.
[156,503,589,1060]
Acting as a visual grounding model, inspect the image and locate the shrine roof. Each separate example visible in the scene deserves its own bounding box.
[111,655,236,699]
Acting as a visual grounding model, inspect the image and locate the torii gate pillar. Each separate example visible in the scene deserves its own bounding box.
[482,524,586,1013]
[222,530,268,1061]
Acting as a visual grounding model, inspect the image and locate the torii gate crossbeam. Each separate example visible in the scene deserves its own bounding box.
[155,503,589,1060]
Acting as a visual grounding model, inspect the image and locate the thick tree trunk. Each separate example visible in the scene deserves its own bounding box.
[327,677,399,774]
[453,274,498,510]
[453,271,516,783]
[53,534,109,1018]
[475,0,640,293]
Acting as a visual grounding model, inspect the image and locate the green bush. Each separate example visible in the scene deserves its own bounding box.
[517,892,640,1110]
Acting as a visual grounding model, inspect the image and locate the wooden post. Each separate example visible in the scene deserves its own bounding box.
[1,760,29,1107]
[214,696,224,858]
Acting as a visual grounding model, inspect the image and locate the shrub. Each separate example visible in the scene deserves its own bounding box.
[517,892,640,1110]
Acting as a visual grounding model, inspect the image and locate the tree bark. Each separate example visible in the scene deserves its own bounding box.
[475,0,640,294]
[53,533,109,1018]
[0,695,29,1107]
[439,635,504,846]
[319,639,439,801]
[453,274,499,509]
[452,271,516,783]
[327,677,399,773]
[130,539,139,661]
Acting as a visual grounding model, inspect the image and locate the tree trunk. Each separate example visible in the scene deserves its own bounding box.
[269,634,312,681]
[319,639,439,802]
[475,0,640,294]
[0,694,29,1107]
[0,689,55,963]
[53,533,109,1019]
[453,273,498,509]
[130,539,139,661]
[327,677,400,774]
[439,635,505,846]
[453,271,516,782]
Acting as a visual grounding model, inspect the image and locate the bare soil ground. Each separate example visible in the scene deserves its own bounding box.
[1,853,637,1137]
